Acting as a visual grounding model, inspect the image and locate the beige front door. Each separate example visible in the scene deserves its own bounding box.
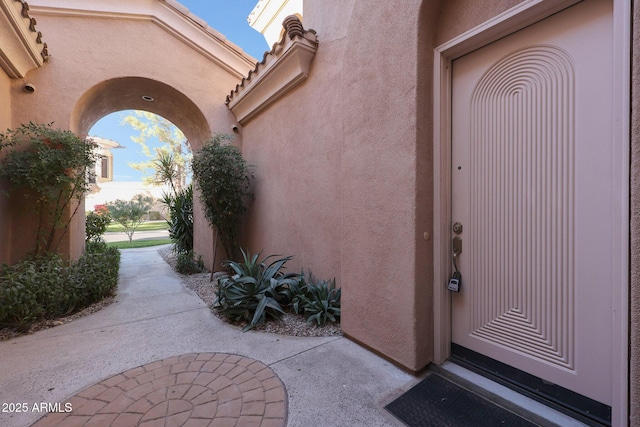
[451,0,619,408]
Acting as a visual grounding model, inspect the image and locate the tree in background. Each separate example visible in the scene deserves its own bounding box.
[191,134,254,268]
[123,111,190,191]
[105,194,154,243]
[0,123,98,256]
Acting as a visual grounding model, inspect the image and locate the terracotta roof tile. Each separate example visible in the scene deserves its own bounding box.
[13,0,49,61]
[225,15,317,105]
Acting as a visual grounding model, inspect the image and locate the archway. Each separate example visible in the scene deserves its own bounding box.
[72,77,211,151]
[69,77,215,263]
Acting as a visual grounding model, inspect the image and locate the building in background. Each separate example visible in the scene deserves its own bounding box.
[247,0,302,47]
[88,136,120,184]
[85,136,169,216]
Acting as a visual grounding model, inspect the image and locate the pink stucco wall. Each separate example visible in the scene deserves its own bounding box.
[240,5,344,282]
[337,0,433,372]
[0,71,10,128]
[0,71,11,264]
[437,0,524,43]
[239,0,435,371]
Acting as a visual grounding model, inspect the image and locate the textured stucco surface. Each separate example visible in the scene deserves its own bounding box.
[338,0,430,372]
[240,0,346,283]
[630,1,639,425]
[0,71,11,264]
[239,0,435,372]
[437,0,525,44]
[0,71,10,128]
[3,10,247,264]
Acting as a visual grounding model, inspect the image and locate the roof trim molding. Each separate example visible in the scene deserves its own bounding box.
[27,0,256,79]
[0,0,48,78]
[226,15,318,125]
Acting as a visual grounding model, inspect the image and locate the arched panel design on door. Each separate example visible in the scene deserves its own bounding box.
[450,0,618,414]
[468,46,575,369]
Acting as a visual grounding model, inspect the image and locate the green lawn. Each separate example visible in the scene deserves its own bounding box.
[106,239,172,249]
[106,221,168,233]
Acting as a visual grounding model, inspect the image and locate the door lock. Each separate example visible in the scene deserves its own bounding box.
[452,222,463,234]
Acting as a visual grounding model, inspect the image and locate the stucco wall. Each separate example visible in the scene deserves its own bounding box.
[0,70,11,264]
[6,10,247,263]
[436,0,525,44]
[338,0,432,371]
[14,14,239,139]
[239,1,346,283]
[630,1,639,425]
[0,71,10,128]
[238,0,435,372]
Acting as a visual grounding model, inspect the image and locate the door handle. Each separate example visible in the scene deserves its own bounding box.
[453,236,462,255]
[449,236,463,292]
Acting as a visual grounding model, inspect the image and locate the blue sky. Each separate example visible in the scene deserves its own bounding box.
[177,0,269,59]
[89,0,268,182]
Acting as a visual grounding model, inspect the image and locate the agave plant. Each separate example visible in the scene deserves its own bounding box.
[293,272,341,326]
[215,249,301,331]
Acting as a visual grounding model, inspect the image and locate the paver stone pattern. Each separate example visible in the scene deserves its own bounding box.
[30,352,287,427]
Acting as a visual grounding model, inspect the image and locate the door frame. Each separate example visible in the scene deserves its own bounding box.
[431,0,631,424]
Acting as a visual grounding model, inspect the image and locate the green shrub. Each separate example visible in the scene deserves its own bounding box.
[0,123,98,256]
[292,272,341,326]
[148,211,162,221]
[0,242,120,331]
[86,210,111,243]
[0,258,52,329]
[73,242,121,305]
[215,249,301,331]
[191,134,254,263]
[175,251,205,275]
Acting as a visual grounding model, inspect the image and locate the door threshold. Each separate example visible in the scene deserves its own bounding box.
[436,362,598,427]
[450,344,611,426]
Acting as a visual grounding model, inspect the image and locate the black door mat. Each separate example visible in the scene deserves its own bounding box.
[385,373,538,427]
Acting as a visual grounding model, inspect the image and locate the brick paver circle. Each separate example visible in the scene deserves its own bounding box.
[31,353,287,427]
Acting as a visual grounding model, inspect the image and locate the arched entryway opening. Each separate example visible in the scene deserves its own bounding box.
[68,76,215,263]
[2,0,254,267]
[71,77,211,150]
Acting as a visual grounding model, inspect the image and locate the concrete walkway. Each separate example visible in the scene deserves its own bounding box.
[0,246,412,427]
